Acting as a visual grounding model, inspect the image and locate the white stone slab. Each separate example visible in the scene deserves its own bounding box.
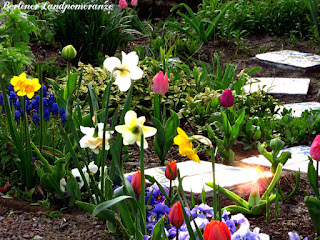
[256,50,320,69]
[241,146,312,173]
[244,77,310,95]
[129,161,272,194]
[276,102,320,117]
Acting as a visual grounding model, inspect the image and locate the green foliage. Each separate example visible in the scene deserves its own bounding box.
[167,2,233,43]
[50,0,136,65]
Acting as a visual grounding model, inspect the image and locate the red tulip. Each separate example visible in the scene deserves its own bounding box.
[118,0,128,9]
[203,221,231,240]
[153,71,168,95]
[220,88,234,108]
[131,171,142,195]
[311,135,320,161]
[168,202,184,228]
[131,0,138,6]
[165,161,177,180]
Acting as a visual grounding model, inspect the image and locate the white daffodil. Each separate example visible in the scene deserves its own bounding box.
[115,110,157,149]
[71,168,84,189]
[103,51,143,92]
[79,123,113,154]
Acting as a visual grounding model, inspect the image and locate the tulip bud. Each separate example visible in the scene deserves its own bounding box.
[118,0,128,9]
[168,202,184,228]
[153,71,169,95]
[61,45,77,61]
[220,88,234,108]
[131,171,142,195]
[310,135,320,161]
[203,221,231,240]
[131,0,138,6]
[165,161,177,180]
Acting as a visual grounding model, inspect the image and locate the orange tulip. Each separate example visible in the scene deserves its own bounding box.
[131,171,142,195]
[168,202,184,228]
[203,221,231,240]
[165,161,177,180]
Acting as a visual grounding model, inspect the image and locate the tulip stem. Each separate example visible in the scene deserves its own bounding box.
[176,226,179,240]
[211,147,218,220]
[154,93,161,121]
[317,161,319,190]
[168,179,172,207]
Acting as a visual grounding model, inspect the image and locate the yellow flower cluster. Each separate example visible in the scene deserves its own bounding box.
[10,73,41,99]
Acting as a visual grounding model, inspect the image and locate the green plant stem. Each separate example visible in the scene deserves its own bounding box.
[317,161,319,190]
[211,147,218,220]
[176,226,179,240]
[38,64,43,152]
[139,131,146,234]
[101,73,114,198]
[22,96,33,187]
[154,93,160,121]
[168,179,172,207]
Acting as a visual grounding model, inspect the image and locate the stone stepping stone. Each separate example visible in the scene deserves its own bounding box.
[131,161,272,194]
[276,102,320,117]
[241,146,314,173]
[244,77,310,95]
[254,50,320,72]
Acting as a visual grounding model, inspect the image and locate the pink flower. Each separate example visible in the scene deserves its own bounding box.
[220,88,234,108]
[118,0,128,9]
[131,0,138,6]
[310,135,320,161]
[153,71,168,95]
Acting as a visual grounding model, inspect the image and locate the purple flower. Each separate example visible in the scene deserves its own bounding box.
[289,232,307,240]
[44,109,50,122]
[14,99,20,110]
[32,99,39,113]
[42,85,47,98]
[60,114,67,125]
[147,204,170,223]
[51,103,59,116]
[9,91,16,105]
[60,106,65,116]
[43,98,49,110]
[8,83,14,92]
[48,93,55,109]
[32,113,40,125]
[168,225,189,240]
[0,93,3,106]
[146,183,168,205]
[190,203,214,219]
[14,110,20,124]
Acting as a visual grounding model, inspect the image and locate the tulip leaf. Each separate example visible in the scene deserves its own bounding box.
[222,205,253,214]
[307,157,319,198]
[304,196,320,234]
[76,201,117,223]
[151,216,165,240]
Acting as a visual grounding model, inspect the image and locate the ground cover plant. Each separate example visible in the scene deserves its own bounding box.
[1,0,320,239]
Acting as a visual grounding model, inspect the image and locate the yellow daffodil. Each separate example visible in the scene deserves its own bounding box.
[115,110,157,149]
[10,72,41,99]
[79,123,113,154]
[103,51,143,92]
[174,127,200,163]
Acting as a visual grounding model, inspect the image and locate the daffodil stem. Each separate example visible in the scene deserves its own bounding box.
[101,74,113,198]
[139,132,147,234]
[22,96,32,188]
[211,147,218,220]
[38,64,43,152]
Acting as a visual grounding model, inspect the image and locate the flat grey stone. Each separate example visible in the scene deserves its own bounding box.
[0,216,4,221]
[276,102,320,117]
[241,146,314,173]
[244,77,310,95]
[131,160,272,194]
[255,50,320,71]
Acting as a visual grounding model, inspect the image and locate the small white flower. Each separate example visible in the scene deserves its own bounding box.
[115,110,157,149]
[71,168,84,189]
[103,51,143,92]
[79,123,113,154]
[60,178,67,192]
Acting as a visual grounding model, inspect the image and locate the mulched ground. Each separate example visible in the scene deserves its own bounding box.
[1,35,320,239]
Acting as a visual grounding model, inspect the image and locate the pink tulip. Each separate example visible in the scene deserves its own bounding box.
[131,0,138,6]
[153,71,168,95]
[118,0,128,9]
[311,135,320,161]
[220,88,234,108]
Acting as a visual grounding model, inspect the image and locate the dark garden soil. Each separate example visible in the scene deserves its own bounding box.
[1,35,320,239]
